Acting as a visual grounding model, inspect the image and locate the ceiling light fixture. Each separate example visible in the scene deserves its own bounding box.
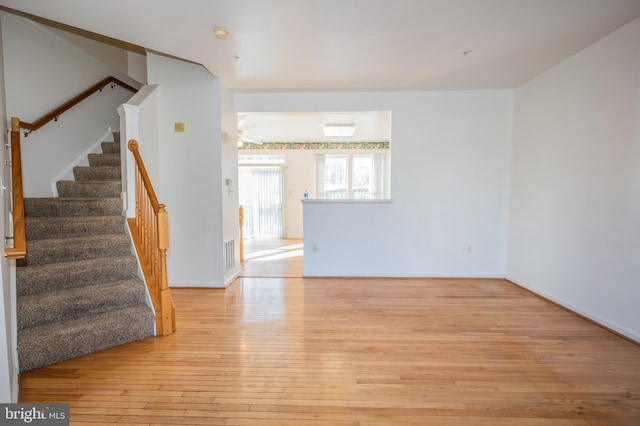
[323,124,356,137]
[213,27,229,40]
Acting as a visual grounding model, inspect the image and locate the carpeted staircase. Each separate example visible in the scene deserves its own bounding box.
[16,132,155,372]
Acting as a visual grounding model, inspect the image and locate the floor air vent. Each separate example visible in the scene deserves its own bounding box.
[224,239,236,272]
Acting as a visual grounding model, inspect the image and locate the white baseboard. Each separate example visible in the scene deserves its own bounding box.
[170,281,226,288]
[224,269,242,287]
[505,275,639,344]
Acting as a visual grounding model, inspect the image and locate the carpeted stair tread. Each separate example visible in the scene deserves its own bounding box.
[88,153,120,167]
[56,180,121,198]
[17,305,154,372]
[25,216,125,240]
[18,278,147,330]
[73,166,120,181]
[100,141,121,154]
[23,233,132,266]
[25,197,121,217]
[16,255,138,297]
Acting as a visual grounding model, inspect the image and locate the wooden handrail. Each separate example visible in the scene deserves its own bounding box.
[20,76,137,133]
[4,76,138,260]
[127,139,176,336]
[5,117,26,259]
[128,140,161,210]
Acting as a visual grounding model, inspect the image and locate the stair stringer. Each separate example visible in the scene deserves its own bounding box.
[50,128,114,196]
[124,223,157,336]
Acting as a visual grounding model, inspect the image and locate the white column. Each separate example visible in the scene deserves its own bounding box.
[117,103,141,219]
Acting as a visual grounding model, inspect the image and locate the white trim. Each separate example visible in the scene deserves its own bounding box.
[301,198,392,203]
[301,273,504,278]
[170,282,226,288]
[224,269,242,288]
[10,262,18,402]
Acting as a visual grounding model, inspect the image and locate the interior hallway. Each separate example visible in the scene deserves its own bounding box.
[241,238,304,278]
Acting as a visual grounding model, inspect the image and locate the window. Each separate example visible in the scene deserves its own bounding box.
[324,155,348,199]
[316,153,388,199]
[351,155,373,199]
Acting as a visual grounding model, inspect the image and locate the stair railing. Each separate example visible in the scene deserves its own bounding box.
[127,139,176,336]
[4,76,137,260]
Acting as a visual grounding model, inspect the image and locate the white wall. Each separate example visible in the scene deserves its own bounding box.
[146,53,227,287]
[46,25,128,77]
[128,51,147,84]
[1,12,138,197]
[45,22,147,85]
[0,15,17,402]
[235,90,513,277]
[219,83,241,285]
[507,17,640,341]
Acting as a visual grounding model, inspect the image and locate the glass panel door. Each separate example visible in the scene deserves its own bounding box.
[239,166,284,238]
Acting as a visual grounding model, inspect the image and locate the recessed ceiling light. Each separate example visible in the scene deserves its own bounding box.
[213,27,229,40]
[323,124,355,137]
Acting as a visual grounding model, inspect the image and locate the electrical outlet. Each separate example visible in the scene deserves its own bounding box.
[313,244,319,253]
[465,245,473,254]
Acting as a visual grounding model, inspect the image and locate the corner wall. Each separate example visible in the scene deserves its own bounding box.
[146,53,226,287]
[507,17,640,341]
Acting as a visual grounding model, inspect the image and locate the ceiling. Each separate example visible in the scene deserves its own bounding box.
[1,0,639,92]
[2,0,639,143]
[238,112,392,144]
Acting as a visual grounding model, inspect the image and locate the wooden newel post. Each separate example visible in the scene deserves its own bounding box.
[157,205,175,335]
[5,117,26,259]
[239,205,245,262]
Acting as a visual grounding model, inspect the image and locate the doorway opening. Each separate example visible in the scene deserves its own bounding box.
[237,111,391,278]
[238,154,303,277]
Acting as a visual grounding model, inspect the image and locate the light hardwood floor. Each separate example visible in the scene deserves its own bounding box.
[241,238,303,277]
[20,277,640,425]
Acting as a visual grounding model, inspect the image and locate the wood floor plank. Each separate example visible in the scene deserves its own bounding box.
[19,277,640,425]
